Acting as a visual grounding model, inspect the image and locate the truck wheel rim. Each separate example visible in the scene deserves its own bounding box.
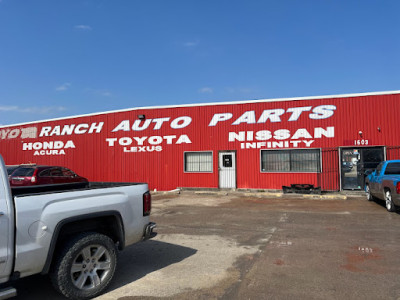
[386,192,392,210]
[70,245,112,290]
[366,186,370,200]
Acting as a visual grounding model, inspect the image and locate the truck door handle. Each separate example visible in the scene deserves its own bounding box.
[0,212,4,216]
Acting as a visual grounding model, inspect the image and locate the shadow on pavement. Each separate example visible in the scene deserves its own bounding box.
[107,239,197,290]
[11,240,197,299]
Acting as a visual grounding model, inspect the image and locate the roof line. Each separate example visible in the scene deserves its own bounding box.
[2,90,400,128]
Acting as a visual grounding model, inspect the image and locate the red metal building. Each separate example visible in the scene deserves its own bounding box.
[1,91,399,192]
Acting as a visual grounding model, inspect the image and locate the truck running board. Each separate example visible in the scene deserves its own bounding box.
[0,287,17,300]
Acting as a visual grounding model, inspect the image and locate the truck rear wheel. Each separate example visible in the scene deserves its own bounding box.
[51,232,117,300]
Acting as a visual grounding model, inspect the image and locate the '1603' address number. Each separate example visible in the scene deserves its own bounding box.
[354,139,369,145]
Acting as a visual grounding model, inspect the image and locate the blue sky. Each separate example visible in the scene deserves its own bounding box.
[0,0,399,125]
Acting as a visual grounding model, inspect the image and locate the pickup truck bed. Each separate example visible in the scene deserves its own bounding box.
[11,181,146,196]
[0,153,156,300]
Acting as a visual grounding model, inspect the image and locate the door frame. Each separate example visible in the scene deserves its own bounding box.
[339,146,386,191]
[218,150,237,189]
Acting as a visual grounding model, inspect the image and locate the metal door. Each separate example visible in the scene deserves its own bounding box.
[219,151,236,189]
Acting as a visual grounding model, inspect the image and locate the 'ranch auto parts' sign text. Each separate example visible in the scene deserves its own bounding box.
[0,104,336,156]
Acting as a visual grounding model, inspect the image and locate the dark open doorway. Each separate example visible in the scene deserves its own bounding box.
[340,147,385,190]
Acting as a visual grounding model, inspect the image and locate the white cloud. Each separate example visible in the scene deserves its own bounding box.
[198,87,213,94]
[0,106,66,114]
[55,82,71,91]
[86,88,113,97]
[74,25,92,31]
[99,91,112,97]
[183,40,199,47]
[225,87,256,94]
[0,106,18,112]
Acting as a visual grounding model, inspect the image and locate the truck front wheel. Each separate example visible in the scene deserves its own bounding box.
[51,232,117,299]
[385,190,396,212]
[365,184,375,201]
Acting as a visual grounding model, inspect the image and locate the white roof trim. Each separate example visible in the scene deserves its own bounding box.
[1,90,400,128]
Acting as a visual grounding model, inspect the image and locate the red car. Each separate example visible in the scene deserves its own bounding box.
[9,165,88,186]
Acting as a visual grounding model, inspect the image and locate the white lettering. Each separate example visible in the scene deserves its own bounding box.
[133,136,147,145]
[34,149,66,156]
[255,130,272,141]
[314,126,334,138]
[0,129,10,139]
[132,119,152,131]
[229,132,245,142]
[209,113,233,126]
[88,122,104,133]
[287,106,312,121]
[8,129,20,139]
[40,127,51,137]
[65,141,76,149]
[152,118,170,130]
[232,111,256,125]
[148,136,163,145]
[50,126,61,136]
[43,141,53,149]
[229,127,334,144]
[33,142,42,150]
[123,146,163,153]
[303,140,315,147]
[112,120,130,132]
[257,109,285,123]
[61,124,75,135]
[273,129,291,140]
[23,140,75,152]
[291,128,313,140]
[54,141,64,149]
[106,138,118,146]
[119,137,132,146]
[23,143,33,150]
[20,127,37,138]
[171,116,192,129]
[309,105,336,119]
[75,124,89,134]
[163,135,176,144]
[176,135,192,144]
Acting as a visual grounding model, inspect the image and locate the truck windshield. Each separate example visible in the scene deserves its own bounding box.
[385,162,400,175]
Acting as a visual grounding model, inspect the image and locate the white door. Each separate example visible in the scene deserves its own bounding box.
[219,152,236,189]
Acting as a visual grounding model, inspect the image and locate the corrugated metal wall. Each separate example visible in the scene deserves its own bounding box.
[387,146,400,160]
[1,92,400,191]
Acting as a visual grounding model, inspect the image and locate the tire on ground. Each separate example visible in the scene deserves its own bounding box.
[365,184,374,201]
[385,190,396,212]
[50,232,117,300]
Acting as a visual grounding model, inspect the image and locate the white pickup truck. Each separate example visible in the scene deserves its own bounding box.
[0,155,156,299]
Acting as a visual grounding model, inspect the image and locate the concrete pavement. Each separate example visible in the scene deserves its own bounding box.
[12,191,400,300]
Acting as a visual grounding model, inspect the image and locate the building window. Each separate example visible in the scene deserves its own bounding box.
[184,151,213,172]
[261,149,321,173]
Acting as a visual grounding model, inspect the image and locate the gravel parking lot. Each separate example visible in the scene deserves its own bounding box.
[12,191,400,300]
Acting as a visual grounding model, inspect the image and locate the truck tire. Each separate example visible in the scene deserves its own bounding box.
[365,185,374,201]
[385,190,396,212]
[50,232,117,300]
